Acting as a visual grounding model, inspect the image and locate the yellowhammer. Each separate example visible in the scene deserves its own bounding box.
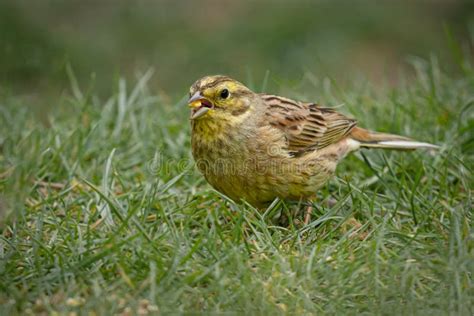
[188,75,438,221]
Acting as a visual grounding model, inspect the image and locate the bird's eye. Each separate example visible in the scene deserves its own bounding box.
[220,89,229,99]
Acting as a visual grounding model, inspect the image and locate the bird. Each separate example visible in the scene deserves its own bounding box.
[188,75,438,223]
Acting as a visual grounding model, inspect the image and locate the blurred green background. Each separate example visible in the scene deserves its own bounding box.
[0,0,473,102]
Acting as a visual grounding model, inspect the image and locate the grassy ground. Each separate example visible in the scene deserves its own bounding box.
[0,58,473,314]
[2,1,472,99]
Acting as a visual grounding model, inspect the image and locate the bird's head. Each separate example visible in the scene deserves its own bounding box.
[188,75,254,122]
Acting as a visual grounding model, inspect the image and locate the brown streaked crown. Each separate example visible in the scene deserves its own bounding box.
[190,75,235,96]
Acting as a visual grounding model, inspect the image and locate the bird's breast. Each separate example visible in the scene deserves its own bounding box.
[191,122,289,205]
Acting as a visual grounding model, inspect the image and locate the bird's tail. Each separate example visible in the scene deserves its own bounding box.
[349,127,439,150]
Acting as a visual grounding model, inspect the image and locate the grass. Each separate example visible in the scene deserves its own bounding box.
[2,2,472,99]
[0,58,473,314]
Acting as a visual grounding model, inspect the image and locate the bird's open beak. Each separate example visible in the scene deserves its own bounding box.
[188,92,213,120]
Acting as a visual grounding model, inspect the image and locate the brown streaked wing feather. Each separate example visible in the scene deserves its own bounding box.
[261,94,357,155]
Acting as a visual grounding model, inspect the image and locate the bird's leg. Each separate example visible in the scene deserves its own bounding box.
[304,197,316,225]
[304,206,312,225]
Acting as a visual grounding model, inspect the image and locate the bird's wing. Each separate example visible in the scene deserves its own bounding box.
[261,94,357,155]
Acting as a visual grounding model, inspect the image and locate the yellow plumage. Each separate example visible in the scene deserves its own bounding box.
[188,75,438,209]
